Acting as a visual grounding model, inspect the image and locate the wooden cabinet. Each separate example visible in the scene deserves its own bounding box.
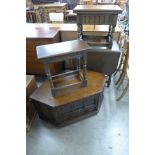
[30,70,106,127]
[26,25,63,74]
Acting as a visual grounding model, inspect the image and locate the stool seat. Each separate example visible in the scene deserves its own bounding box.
[36,40,91,96]
[37,40,90,61]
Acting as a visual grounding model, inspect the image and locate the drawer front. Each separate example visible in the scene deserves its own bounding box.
[77,14,118,25]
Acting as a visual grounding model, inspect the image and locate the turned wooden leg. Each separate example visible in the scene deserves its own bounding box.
[108,25,113,48]
[82,53,87,87]
[44,63,55,96]
[77,24,83,39]
[77,24,80,39]
[80,24,83,39]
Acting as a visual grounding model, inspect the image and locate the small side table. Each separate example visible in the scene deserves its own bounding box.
[36,40,91,96]
[73,5,122,48]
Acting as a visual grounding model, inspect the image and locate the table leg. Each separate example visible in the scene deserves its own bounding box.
[108,25,113,48]
[77,24,83,39]
[44,63,55,96]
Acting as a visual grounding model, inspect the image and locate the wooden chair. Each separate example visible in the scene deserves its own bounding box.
[114,32,128,77]
[115,34,129,101]
[26,10,41,23]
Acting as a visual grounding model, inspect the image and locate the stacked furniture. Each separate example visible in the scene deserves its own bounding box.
[36,40,90,96]
[27,4,123,127]
[30,40,106,126]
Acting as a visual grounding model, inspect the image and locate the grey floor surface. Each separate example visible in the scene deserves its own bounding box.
[26,75,129,155]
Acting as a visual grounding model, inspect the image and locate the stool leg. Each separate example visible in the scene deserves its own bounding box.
[82,53,87,86]
[108,25,113,46]
[44,63,55,96]
[77,24,83,39]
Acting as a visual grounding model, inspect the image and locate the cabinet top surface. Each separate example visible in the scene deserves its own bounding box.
[26,26,59,39]
[74,5,122,13]
[36,40,91,60]
[30,70,106,107]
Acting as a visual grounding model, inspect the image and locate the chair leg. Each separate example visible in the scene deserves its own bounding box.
[117,79,129,101]
[114,55,124,76]
[115,69,125,85]
[115,54,128,86]
[116,70,127,89]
